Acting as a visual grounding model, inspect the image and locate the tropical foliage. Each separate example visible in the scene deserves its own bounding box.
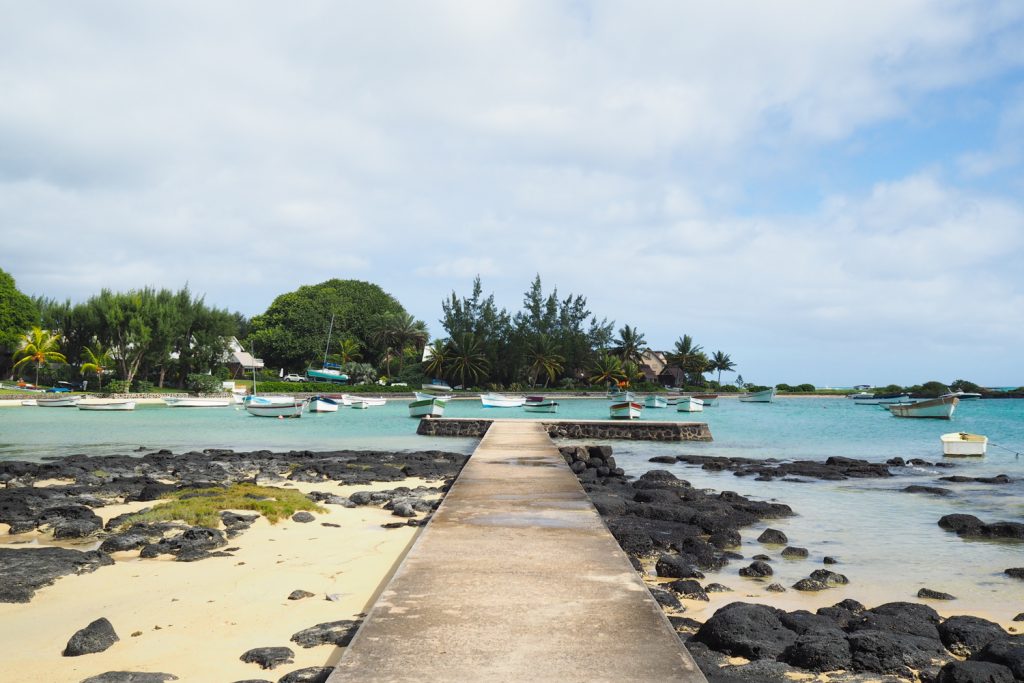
[80,343,113,390]
[13,327,66,385]
[0,269,37,358]
[707,350,736,385]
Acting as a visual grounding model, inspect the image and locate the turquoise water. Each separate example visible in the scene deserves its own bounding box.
[2,396,1022,623]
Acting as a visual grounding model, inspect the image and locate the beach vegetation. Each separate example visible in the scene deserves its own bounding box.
[707,350,736,385]
[118,483,325,529]
[523,334,565,387]
[187,373,223,394]
[80,343,113,391]
[666,335,710,386]
[0,269,38,370]
[13,327,66,386]
[446,333,491,388]
[776,383,817,393]
[613,324,647,366]
[589,352,626,386]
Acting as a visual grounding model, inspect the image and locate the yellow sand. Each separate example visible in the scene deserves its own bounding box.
[0,478,438,682]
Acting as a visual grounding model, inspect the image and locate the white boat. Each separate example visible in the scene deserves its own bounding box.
[78,399,136,411]
[644,395,668,409]
[415,390,453,401]
[162,396,232,408]
[408,397,446,418]
[739,388,775,403]
[853,393,911,405]
[36,395,82,408]
[607,390,635,402]
[523,400,558,413]
[946,390,982,400]
[941,432,988,456]
[610,401,643,419]
[848,391,875,399]
[307,396,340,413]
[20,399,37,406]
[676,397,705,413]
[350,397,386,409]
[244,395,305,418]
[888,395,958,420]
[481,393,526,408]
[692,393,719,406]
[422,381,453,392]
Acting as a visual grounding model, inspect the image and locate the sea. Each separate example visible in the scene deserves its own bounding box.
[2,396,1022,624]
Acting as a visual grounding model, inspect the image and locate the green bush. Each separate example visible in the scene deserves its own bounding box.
[187,373,224,394]
[106,379,131,394]
[134,380,155,393]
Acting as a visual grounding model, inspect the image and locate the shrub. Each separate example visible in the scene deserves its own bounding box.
[187,373,223,394]
[133,380,154,393]
[106,379,131,394]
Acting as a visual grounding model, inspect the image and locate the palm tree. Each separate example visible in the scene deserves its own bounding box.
[80,342,113,390]
[667,334,707,385]
[589,352,626,387]
[621,360,642,388]
[336,338,362,364]
[371,312,429,374]
[523,334,565,387]
[422,339,448,380]
[13,327,66,386]
[613,324,647,366]
[707,350,736,385]
[446,333,490,389]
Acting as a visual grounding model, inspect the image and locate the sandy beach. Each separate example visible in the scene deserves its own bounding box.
[0,473,440,682]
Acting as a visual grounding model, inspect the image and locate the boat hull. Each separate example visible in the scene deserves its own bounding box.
[307,397,339,413]
[78,400,136,411]
[305,368,349,383]
[854,394,911,405]
[36,396,81,407]
[162,397,232,408]
[676,397,704,413]
[888,396,958,419]
[350,397,386,409]
[609,401,643,419]
[523,400,558,413]
[415,391,453,401]
[644,396,668,409]
[739,388,775,403]
[409,398,446,418]
[244,396,305,418]
[941,432,988,456]
[692,394,719,406]
[481,394,526,408]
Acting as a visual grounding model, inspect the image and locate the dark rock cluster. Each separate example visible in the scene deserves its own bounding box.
[938,514,1024,541]
[686,600,1023,682]
[671,454,893,481]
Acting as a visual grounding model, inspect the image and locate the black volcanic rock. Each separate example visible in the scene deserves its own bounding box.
[0,547,113,603]
[692,602,797,660]
[939,615,1008,658]
[239,647,294,670]
[936,661,1015,683]
[63,617,119,656]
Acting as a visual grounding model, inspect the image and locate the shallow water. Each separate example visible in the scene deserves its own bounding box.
[2,396,1022,623]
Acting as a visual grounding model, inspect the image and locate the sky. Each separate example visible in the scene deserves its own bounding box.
[2,1,1023,387]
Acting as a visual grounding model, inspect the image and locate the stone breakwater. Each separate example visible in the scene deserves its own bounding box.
[416,418,712,442]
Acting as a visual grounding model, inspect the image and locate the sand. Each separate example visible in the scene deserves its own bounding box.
[0,478,435,683]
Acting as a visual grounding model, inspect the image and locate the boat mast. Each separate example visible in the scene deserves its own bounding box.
[322,313,335,367]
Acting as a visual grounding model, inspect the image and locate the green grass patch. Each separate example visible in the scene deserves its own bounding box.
[118,483,325,529]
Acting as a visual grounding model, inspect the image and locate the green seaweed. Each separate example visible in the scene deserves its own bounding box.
[118,483,325,529]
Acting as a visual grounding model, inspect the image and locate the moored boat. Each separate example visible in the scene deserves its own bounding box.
[676,397,704,413]
[78,399,136,411]
[36,395,82,408]
[243,395,305,418]
[307,396,340,413]
[409,397,446,418]
[481,393,526,408]
[692,393,719,406]
[305,364,349,383]
[350,396,386,409]
[422,380,452,391]
[162,396,233,408]
[853,393,910,405]
[888,395,958,420]
[644,395,668,409]
[20,399,37,406]
[415,390,453,401]
[609,401,643,419]
[941,432,988,456]
[523,399,558,413]
[739,388,775,403]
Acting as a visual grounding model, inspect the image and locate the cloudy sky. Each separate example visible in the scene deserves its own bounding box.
[3,2,1023,386]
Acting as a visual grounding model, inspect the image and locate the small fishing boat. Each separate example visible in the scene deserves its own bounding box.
[350,396,386,409]
[607,390,636,402]
[609,401,643,419]
[676,397,705,413]
[20,399,37,406]
[415,390,453,401]
[305,364,349,383]
[847,391,875,399]
[853,393,911,405]
[78,399,136,411]
[244,395,305,418]
[422,380,453,391]
[945,390,983,400]
[481,393,526,408]
[307,396,340,413]
[523,399,558,413]
[941,432,988,456]
[739,388,775,403]
[162,396,232,408]
[36,395,82,408]
[888,395,958,420]
[409,397,446,418]
[644,395,668,409]
[692,393,719,406]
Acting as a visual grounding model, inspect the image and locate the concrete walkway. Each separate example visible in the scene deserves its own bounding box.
[328,420,707,682]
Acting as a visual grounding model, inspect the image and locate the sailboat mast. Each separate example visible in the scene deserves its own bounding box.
[322,314,335,367]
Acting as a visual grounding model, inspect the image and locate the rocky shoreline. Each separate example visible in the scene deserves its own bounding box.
[0,447,468,682]
[562,445,1024,683]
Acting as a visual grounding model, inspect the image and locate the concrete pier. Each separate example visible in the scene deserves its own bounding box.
[328,420,707,682]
